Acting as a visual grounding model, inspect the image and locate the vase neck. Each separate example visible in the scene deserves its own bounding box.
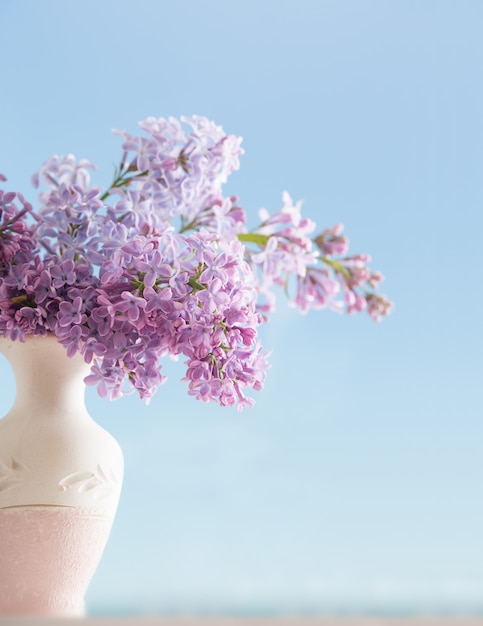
[0,336,90,419]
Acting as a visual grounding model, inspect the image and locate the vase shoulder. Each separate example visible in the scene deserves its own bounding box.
[0,335,124,516]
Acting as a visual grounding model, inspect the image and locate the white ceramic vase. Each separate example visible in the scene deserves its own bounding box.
[0,334,124,617]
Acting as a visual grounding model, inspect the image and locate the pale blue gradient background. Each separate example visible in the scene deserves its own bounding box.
[1,0,483,617]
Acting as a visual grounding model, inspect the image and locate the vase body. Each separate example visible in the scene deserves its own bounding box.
[0,335,124,617]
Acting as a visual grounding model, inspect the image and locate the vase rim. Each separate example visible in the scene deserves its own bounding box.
[0,333,80,362]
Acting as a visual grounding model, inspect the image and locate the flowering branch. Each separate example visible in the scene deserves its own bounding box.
[0,115,392,411]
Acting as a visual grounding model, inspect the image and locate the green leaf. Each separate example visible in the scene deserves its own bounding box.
[188,277,206,292]
[237,232,270,247]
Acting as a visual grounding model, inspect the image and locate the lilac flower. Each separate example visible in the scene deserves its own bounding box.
[32,154,96,195]
[50,259,77,289]
[32,269,55,304]
[314,223,348,256]
[0,187,36,267]
[0,114,391,411]
[58,297,84,327]
[115,291,147,322]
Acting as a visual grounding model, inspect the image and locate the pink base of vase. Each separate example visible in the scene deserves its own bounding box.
[0,505,113,616]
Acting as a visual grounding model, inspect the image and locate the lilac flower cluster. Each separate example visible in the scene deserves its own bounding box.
[0,178,35,267]
[235,192,392,321]
[0,116,392,410]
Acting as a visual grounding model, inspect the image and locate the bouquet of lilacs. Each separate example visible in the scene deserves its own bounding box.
[0,115,392,410]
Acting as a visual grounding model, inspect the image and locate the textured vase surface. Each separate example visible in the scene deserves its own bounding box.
[0,335,124,616]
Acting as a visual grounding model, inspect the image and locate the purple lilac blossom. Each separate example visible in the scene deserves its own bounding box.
[0,116,392,411]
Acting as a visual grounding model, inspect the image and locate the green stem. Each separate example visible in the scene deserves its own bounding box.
[179,217,200,234]
[100,168,149,202]
[321,256,351,280]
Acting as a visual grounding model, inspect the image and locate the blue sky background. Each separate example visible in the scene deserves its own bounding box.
[1,0,483,617]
